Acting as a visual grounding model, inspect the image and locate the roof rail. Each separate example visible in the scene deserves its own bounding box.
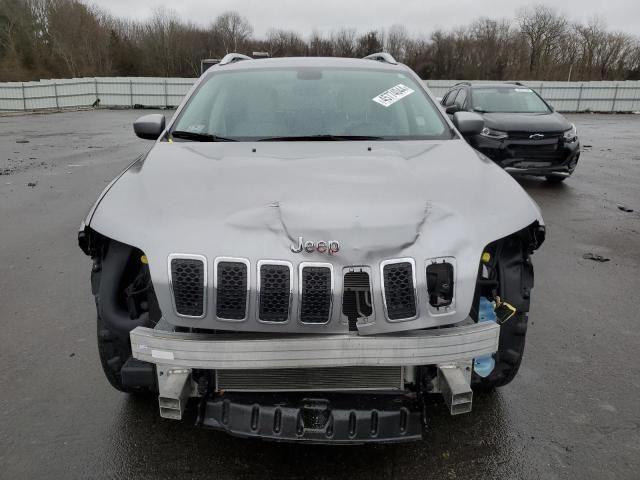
[362,52,398,65]
[219,53,252,66]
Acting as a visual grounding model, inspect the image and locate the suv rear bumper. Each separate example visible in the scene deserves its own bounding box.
[130,321,500,370]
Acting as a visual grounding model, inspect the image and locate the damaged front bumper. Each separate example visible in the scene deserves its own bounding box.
[472,134,580,176]
[129,321,499,442]
[130,321,499,370]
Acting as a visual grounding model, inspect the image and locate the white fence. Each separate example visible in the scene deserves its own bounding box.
[427,80,640,113]
[1,76,640,113]
[0,77,195,112]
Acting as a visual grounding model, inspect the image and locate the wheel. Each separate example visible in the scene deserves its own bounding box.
[545,174,568,183]
[96,297,151,394]
[472,312,528,391]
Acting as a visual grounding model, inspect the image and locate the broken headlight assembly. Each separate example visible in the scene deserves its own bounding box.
[479,127,508,140]
[563,123,578,143]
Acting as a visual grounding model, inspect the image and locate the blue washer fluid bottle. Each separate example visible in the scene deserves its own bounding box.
[474,297,497,377]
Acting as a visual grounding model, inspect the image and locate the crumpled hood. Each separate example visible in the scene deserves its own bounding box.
[482,112,571,133]
[88,139,543,334]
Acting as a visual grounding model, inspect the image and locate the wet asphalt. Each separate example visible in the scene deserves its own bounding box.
[0,110,639,479]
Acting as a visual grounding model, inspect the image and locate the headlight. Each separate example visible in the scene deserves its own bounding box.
[480,127,508,140]
[563,124,577,143]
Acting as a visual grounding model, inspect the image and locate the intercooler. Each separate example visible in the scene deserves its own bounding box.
[216,366,404,392]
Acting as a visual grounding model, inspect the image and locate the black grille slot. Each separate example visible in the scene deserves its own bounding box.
[426,262,454,308]
[300,266,332,324]
[508,132,562,140]
[342,271,373,331]
[216,261,248,320]
[383,262,417,320]
[259,264,291,322]
[509,143,564,160]
[343,272,370,290]
[170,258,205,317]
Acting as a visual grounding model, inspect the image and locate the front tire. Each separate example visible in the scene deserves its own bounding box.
[92,239,159,394]
[96,298,152,394]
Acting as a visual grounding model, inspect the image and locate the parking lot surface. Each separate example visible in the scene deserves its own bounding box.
[1,110,639,479]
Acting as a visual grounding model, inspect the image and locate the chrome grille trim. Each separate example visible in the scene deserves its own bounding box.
[257,260,294,324]
[167,253,207,319]
[214,257,250,321]
[380,258,419,322]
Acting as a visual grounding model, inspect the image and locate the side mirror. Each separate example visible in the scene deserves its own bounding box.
[133,114,165,140]
[445,104,460,115]
[452,111,484,136]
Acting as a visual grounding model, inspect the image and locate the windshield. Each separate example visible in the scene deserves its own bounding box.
[471,87,551,114]
[172,67,450,141]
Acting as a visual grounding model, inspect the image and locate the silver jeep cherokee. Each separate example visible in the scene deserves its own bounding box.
[78,53,545,443]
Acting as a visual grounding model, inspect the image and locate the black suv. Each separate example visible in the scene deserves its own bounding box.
[441,82,580,182]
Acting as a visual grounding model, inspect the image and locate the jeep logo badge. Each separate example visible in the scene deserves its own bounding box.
[291,237,340,255]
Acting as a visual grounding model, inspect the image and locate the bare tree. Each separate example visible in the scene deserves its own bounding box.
[1,0,639,82]
[574,17,605,79]
[596,31,633,79]
[386,24,408,61]
[331,28,356,57]
[44,0,112,77]
[356,30,383,57]
[308,30,333,56]
[267,29,306,57]
[518,5,568,76]
[212,11,252,54]
[625,42,640,79]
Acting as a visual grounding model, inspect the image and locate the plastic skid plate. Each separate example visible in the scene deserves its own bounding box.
[197,392,425,444]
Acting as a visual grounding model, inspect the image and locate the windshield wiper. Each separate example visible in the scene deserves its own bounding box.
[171,130,238,142]
[257,134,384,141]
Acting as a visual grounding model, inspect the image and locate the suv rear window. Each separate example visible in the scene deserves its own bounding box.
[173,68,450,140]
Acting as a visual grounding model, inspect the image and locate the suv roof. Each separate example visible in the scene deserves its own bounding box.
[455,82,528,89]
[204,56,408,76]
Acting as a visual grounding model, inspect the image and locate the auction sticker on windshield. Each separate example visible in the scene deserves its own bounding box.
[373,84,415,107]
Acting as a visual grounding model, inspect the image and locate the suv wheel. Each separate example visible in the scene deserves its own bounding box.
[96,298,153,394]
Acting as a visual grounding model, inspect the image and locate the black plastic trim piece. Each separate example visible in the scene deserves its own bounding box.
[198,392,424,444]
[382,262,417,320]
[120,358,156,390]
[170,258,205,317]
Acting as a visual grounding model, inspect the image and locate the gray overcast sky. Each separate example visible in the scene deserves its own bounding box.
[88,0,640,37]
